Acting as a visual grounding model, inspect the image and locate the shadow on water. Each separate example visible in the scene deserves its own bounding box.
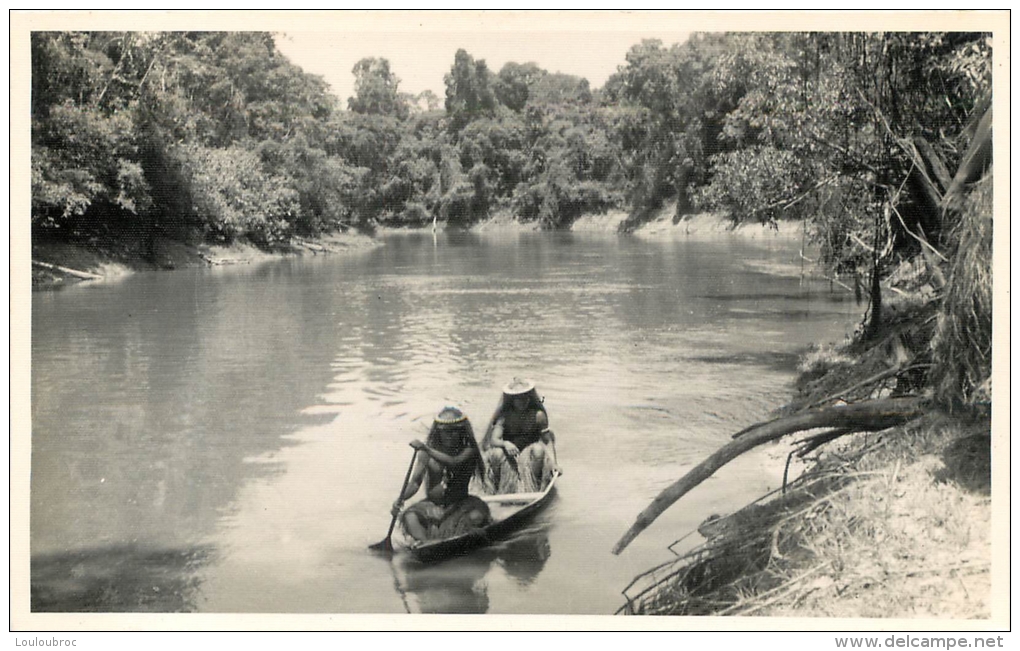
[686,350,803,373]
[722,308,844,322]
[31,544,213,613]
[390,525,552,614]
[493,526,553,586]
[695,291,854,303]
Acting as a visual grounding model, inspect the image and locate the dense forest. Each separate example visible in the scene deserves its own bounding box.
[32,30,992,407]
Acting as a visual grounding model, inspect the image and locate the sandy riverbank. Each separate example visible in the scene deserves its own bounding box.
[31,207,801,290]
[618,327,992,620]
[464,204,803,239]
[30,230,377,290]
[629,209,801,240]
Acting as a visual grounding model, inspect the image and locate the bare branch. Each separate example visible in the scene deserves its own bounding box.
[612,397,925,554]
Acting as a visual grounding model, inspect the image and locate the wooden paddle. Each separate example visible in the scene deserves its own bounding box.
[369,448,418,553]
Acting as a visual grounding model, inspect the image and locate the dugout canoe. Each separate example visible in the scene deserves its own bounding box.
[406,471,560,564]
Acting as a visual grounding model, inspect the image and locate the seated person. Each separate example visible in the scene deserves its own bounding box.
[392,407,491,543]
[481,378,560,494]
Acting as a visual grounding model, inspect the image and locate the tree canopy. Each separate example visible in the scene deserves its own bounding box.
[32,31,990,241]
[348,57,410,120]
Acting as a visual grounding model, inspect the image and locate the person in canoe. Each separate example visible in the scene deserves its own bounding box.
[392,407,491,543]
[481,378,560,494]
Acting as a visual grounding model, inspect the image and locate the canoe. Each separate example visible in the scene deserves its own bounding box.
[405,471,560,564]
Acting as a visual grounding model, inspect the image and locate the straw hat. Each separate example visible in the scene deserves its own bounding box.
[434,406,468,425]
[502,377,536,395]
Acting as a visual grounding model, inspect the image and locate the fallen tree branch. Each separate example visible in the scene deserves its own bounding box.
[795,363,930,412]
[611,397,925,555]
[32,260,103,280]
[795,427,856,459]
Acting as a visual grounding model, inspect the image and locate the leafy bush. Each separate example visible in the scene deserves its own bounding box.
[697,146,809,226]
[513,174,619,228]
[438,181,476,225]
[400,201,432,225]
[31,101,146,225]
[182,145,298,246]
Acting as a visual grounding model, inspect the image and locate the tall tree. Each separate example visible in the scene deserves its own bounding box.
[348,57,409,120]
[444,49,497,131]
[494,61,543,112]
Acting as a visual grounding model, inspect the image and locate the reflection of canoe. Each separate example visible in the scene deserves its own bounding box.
[407,471,559,564]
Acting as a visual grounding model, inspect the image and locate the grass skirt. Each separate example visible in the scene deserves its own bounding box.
[483,443,555,494]
[400,496,491,541]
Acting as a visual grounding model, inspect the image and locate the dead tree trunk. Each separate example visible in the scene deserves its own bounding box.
[611,397,925,555]
[31,260,103,280]
[863,206,885,342]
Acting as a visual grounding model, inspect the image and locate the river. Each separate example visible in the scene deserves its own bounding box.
[31,229,859,614]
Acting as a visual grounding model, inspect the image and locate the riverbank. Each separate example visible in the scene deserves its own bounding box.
[30,230,377,290]
[620,347,993,619]
[464,204,800,239]
[30,207,791,290]
[623,413,992,618]
[760,416,991,619]
[628,206,801,240]
[469,209,545,233]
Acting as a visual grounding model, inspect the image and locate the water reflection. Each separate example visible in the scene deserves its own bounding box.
[495,527,552,587]
[32,231,859,614]
[31,270,334,559]
[31,544,212,612]
[392,525,552,614]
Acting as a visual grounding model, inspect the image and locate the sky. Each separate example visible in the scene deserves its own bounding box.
[273,19,694,104]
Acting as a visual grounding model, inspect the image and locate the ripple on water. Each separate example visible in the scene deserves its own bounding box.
[31,231,859,614]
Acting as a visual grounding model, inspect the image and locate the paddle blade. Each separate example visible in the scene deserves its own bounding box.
[368,538,394,553]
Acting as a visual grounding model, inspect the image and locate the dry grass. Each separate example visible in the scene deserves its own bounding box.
[931,176,993,411]
[619,414,991,618]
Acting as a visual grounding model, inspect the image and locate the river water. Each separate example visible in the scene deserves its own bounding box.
[31,229,859,614]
